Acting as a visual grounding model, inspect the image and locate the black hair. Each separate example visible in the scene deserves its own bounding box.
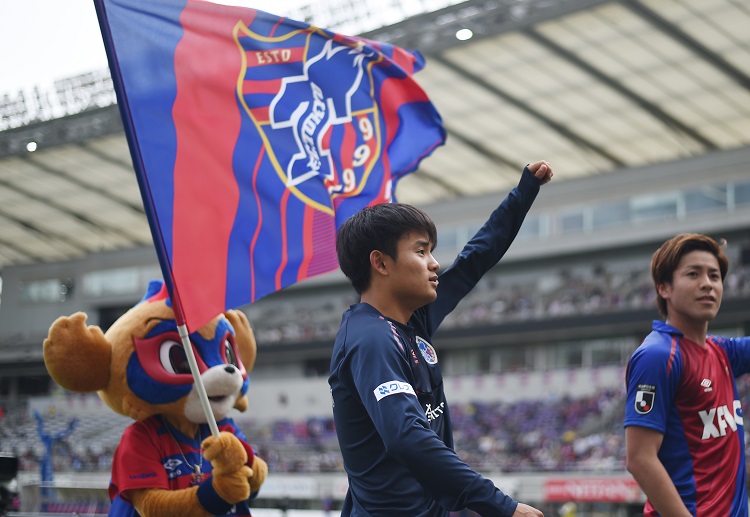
[336,203,437,294]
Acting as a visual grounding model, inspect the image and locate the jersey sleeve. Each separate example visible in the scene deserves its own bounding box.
[427,166,542,332]
[344,320,517,516]
[624,338,681,433]
[109,422,170,502]
[712,335,750,377]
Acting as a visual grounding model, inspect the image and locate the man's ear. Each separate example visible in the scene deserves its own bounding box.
[656,282,670,300]
[370,250,389,277]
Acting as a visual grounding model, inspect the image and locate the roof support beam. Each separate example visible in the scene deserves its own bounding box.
[409,166,463,198]
[0,175,143,247]
[0,236,40,262]
[25,155,145,214]
[624,0,750,93]
[77,141,139,174]
[526,27,718,151]
[433,55,626,167]
[445,125,522,174]
[0,207,86,257]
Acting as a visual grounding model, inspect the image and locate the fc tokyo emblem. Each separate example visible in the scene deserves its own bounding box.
[635,384,656,415]
[238,25,384,214]
[416,336,438,365]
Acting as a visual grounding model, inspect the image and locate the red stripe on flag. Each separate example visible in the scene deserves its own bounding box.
[171,1,258,329]
[243,78,282,95]
[306,210,338,277]
[390,46,416,74]
[269,17,284,36]
[378,75,432,203]
[297,204,315,281]
[249,147,266,302]
[275,189,292,290]
[340,122,356,171]
[249,106,269,122]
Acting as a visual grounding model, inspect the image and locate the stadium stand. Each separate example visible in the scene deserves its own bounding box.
[2,0,750,514]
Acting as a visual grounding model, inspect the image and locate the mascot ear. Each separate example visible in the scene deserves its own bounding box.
[43,312,112,392]
[224,310,256,372]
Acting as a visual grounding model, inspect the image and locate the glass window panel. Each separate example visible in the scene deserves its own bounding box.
[592,201,630,228]
[590,347,624,366]
[499,347,528,372]
[685,185,727,214]
[436,227,459,251]
[554,343,583,368]
[735,180,750,206]
[516,215,541,240]
[559,211,585,234]
[20,279,71,303]
[631,194,679,222]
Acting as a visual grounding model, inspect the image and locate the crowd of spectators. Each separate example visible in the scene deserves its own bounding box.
[4,379,750,480]
[0,388,630,476]
[238,388,630,475]
[247,261,750,344]
[0,405,124,476]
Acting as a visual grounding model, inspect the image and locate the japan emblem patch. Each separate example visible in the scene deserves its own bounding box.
[635,384,656,415]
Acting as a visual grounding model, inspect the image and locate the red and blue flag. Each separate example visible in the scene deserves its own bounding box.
[94,0,445,331]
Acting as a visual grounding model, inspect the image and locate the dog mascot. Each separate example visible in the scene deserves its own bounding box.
[43,280,267,516]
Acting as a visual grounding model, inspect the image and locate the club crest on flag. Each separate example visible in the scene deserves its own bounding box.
[239,27,386,214]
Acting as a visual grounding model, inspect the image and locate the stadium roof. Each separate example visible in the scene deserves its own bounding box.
[1,0,749,270]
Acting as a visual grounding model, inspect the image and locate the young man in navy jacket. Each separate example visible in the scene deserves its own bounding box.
[330,161,552,517]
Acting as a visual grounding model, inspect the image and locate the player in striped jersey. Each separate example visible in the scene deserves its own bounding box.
[625,233,750,516]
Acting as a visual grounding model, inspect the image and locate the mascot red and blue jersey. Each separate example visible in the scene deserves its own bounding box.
[43,280,267,516]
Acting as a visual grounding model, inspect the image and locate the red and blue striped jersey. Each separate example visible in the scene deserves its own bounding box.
[108,416,256,516]
[625,320,750,516]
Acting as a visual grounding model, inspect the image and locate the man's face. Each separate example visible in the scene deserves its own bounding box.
[658,250,723,327]
[387,231,440,309]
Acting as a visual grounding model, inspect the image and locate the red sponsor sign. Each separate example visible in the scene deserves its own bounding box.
[544,477,644,503]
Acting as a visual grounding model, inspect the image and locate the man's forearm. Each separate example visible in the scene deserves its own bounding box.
[629,460,692,517]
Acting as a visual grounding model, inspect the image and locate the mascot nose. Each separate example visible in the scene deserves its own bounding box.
[224,365,236,374]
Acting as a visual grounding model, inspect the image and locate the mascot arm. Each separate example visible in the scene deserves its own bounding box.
[130,487,211,517]
[249,455,268,494]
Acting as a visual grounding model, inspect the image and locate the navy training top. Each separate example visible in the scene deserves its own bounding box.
[329,167,543,517]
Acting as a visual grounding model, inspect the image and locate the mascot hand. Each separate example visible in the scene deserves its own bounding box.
[202,432,251,504]
[44,312,110,393]
[249,455,268,493]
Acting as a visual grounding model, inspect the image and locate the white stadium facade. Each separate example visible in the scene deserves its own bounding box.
[1,0,749,515]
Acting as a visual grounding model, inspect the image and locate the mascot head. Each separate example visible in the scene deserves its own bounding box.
[43,280,257,424]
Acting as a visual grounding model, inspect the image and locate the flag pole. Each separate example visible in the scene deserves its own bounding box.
[177,323,221,438]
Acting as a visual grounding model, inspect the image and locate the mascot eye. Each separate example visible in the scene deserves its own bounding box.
[159,340,192,375]
[224,339,239,368]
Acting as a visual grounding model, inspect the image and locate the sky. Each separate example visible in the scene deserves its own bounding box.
[0,0,302,97]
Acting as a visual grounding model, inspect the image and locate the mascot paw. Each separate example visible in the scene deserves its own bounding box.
[202,432,248,473]
[249,455,268,493]
[44,312,110,392]
[202,432,252,503]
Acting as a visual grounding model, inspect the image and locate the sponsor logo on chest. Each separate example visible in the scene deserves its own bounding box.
[700,400,744,439]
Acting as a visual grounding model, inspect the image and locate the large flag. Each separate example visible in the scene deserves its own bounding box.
[95,0,446,331]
